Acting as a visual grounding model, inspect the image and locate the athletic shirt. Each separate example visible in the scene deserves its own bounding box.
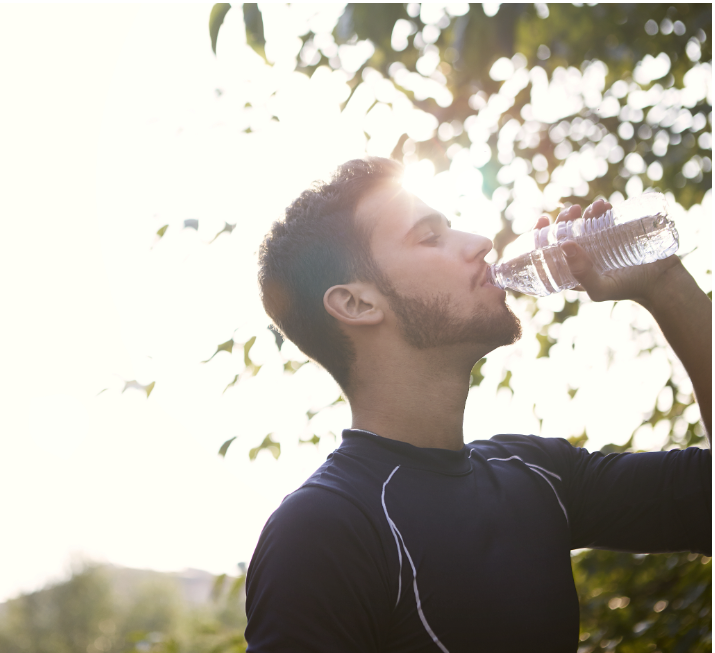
[245,429,711,653]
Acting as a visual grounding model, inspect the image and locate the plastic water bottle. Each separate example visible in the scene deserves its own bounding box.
[487,193,679,297]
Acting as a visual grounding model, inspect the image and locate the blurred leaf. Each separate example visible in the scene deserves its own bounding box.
[209,3,231,55]
[218,437,237,458]
[283,360,306,374]
[248,434,280,461]
[536,331,556,358]
[243,3,266,61]
[470,358,488,387]
[568,432,588,448]
[202,339,235,363]
[209,222,236,244]
[122,380,155,398]
[299,434,321,446]
[156,224,169,238]
[223,374,239,394]
[497,370,513,393]
[243,336,262,375]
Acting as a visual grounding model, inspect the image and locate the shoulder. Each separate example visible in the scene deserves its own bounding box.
[248,484,390,584]
[467,433,576,474]
[245,486,395,652]
[264,484,378,541]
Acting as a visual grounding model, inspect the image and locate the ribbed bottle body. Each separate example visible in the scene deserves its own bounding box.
[488,193,679,297]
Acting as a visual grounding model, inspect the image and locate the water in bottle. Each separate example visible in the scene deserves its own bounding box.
[487,193,679,297]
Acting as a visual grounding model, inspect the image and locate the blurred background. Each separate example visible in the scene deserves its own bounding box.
[0,3,711,652]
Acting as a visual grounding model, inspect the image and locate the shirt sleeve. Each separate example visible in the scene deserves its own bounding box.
[245,485,394,653]
[510,436,712,555]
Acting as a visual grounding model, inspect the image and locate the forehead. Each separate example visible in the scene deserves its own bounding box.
[355,184,431,239]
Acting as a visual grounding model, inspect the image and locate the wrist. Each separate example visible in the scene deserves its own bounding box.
[636,259,701,316]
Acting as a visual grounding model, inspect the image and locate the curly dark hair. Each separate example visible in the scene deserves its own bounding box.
[258,157,403,393]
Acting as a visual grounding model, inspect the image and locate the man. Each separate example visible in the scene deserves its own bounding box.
[246,157,711,652]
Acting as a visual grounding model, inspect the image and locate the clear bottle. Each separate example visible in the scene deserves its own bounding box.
[487,193,679,297]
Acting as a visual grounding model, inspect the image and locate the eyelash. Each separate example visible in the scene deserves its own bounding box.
[422,234,440,245]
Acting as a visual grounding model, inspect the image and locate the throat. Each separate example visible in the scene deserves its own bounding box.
[350,370,470,451]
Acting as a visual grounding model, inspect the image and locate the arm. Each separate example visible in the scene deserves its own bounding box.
[245,486,392,652]
[540,200,712,446]
[637,262,712,446]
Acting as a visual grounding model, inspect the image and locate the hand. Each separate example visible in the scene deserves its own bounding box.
[533,200,684,306]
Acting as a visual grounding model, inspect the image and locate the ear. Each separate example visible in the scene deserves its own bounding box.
[323,283,384,327]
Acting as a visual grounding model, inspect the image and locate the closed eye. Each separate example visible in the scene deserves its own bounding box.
[405,213,452,243]
[421,233,441,245]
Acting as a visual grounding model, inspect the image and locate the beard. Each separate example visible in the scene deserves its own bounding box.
[378,280,522,351]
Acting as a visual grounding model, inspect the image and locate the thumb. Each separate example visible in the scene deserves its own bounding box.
[560,241,602,291]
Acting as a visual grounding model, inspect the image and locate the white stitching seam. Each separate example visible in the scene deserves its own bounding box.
[486,455,569,525]
[381,466,403,608]
[526,467,570,525]
[381,466,450,653]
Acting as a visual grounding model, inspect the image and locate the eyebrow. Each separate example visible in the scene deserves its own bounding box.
[403,213,452,242]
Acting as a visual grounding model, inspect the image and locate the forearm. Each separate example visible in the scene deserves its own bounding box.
[638,262,712,446]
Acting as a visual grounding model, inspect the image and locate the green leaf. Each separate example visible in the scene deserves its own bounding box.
[470,358,487,387]
[243,336,262,375]
[121,380,155,398]
[222,373,239,394]
[243,3,266,61]
[208,221,236,244]
[284,360,306,374]
[299,434,321,446]
[536,332,555,358]
[156,224,168,238]
[567,432,588,448]
[202,338,235,363]
[248,434,280,461]
[218,436,237,457]
[497,370,513,393]
[209,3,231,55]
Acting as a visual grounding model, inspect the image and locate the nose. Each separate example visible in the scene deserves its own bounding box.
[460,230,493,262]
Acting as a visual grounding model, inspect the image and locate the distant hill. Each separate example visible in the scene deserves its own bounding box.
[0,563,247,653]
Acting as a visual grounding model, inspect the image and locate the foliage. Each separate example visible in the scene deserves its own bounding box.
[0,563,247,653]
[572,551,711,652]
[199,3,713,648]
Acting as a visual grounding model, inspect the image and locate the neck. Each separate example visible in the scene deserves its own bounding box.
[348,342,482,451]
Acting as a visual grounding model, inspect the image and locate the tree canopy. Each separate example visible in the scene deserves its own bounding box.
[87,3,715,650]
[203,4,713,649]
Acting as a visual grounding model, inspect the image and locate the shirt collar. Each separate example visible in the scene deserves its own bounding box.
[339,428,472,476]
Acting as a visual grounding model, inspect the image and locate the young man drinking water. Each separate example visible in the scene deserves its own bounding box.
[245,157,711,652]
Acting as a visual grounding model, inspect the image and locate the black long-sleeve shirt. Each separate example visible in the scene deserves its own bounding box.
[246,429,711,653]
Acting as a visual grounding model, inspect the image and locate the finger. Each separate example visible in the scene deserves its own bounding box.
[555,204,582,224]
[583,198,612,221]
[560,241,604,293]
[533,215,551,230]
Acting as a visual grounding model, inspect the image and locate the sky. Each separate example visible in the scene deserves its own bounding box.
[0,3,346,602]
[0,4,710,603]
